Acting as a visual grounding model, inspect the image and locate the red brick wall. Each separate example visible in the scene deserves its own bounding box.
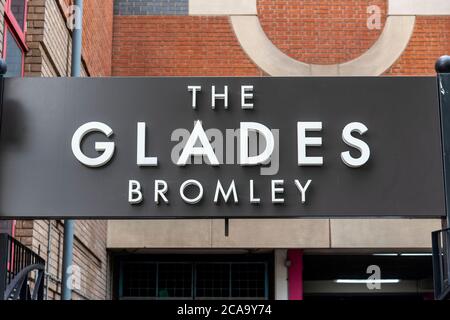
[112,0,450,76]
[82,0,113,76]
[60,0,113,76]
[386,17,450,75]
[112,16,260,76]
[258,0,387,65]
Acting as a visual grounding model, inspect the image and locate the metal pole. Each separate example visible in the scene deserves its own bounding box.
[0,61,7,301]
[436,55,450,296]
[61,0,83,301]
[70,0,83,78]
[436,55,450,229]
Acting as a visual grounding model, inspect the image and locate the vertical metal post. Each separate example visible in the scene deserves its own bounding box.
[432,230,443,299]
[70,0,83,78]
[61,0,83,301]
[436,55,450,229]
[0,60,7,301]
[61,220,74,300]
[436,55,450,297]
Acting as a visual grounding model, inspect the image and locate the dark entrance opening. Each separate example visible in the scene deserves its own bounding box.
[303,254,434,300]
[111,253,274,300]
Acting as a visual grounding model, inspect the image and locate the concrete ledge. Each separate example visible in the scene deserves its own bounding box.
[389,0,450,16]
[108,218,443,249]
[212,219,330,248]
[107,220,212,248]
[330,219,443,249]
[189,0,257,16]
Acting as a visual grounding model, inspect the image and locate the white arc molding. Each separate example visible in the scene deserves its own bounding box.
[189,0,450,76]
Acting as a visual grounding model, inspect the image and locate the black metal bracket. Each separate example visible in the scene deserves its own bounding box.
[432,229,450,300]
[225,218,229,237]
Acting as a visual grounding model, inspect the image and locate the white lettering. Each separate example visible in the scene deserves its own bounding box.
[214,180,239,204]
[341,122,370,168]
[294,179,312,204]
[180,180,204,204]
[240,122,275,166]
[177,121,220,166]
[137,122,158,167]
[154,180,169,204]
[188,86,202,109]
[128,180,143,204]
[71,122,115,168]
[298,122,323,166]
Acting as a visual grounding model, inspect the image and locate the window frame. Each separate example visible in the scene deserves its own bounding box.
[3,0,29,76]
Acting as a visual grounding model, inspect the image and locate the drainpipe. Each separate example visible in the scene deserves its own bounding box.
[61,0,83,301]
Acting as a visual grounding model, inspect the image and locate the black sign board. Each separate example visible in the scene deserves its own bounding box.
[0,77,445,218]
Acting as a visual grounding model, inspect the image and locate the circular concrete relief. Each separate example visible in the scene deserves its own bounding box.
[257,0,388,66]
[189,0,450,76]
[230,1,415,76]
[231,17,416,76]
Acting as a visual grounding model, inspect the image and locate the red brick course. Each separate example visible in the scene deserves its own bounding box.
[386,17,450,75]
[82,0,114,76]
[258,0,387,65]
[112,0,450,76]
[112,16,261,76]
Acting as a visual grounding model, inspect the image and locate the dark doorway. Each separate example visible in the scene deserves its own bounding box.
[112,253,274,300]
[303,254,434,300]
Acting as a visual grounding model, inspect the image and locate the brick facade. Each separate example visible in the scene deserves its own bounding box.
[14,220,108,300]
[258,0,387,65]
[112,0,450,76]
[386,17,450,75]
[82,0,114,76]
[112,16,261,76]
[14,0,113,300]
[25,0,113,77]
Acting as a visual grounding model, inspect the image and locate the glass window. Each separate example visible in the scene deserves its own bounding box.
[157,263,192,298]
[231,263,266,298]
[121,263,157,298]
[10,0,27,32]
[119,260,269,300]
[4,29,23,78]
[196,263,230,298]
[3,0,28,77]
